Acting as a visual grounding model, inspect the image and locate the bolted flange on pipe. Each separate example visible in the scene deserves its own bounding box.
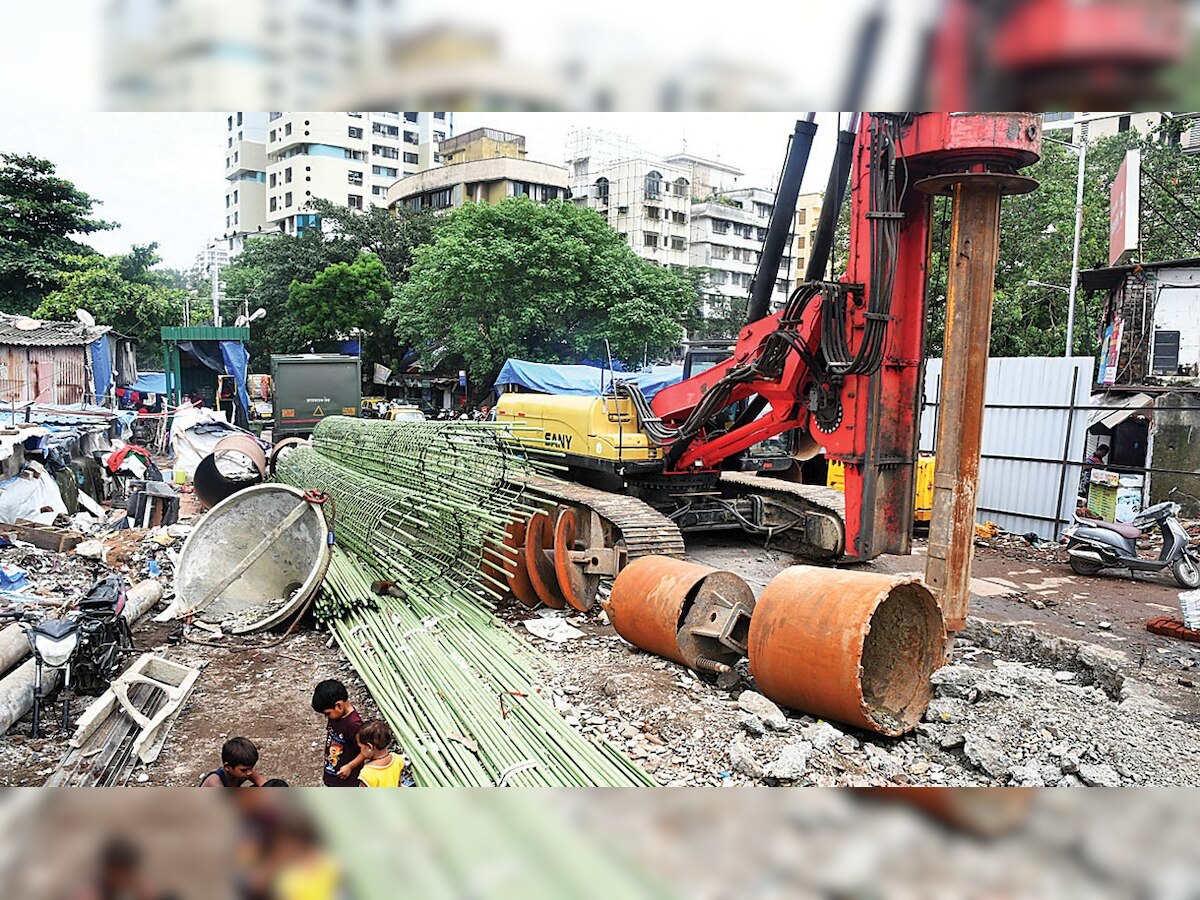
[748,566,945,736]
[607,556,756,675]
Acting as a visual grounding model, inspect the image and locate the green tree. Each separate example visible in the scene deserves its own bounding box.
[0,153,116,315]
[34,252,186,366]
[307,199,435,284]
[682,267,747,342]
[387,198,695,392]
[288,252,393,363]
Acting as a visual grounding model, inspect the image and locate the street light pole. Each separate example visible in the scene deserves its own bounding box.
[1064,138,1087,358]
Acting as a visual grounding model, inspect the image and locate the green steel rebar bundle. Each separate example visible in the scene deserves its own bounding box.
[275,417,653,786]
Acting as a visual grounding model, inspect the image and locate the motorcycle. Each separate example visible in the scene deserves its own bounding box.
[1062,492,1200,588]
[0,574,134,737]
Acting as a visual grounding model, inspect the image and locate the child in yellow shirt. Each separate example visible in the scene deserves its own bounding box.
[355,719,406,787]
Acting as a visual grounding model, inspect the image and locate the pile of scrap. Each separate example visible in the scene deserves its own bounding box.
[275,416,652,786]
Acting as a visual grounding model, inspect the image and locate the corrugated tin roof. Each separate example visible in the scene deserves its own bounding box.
[1080,257,1200,292]
[0,313,110,347]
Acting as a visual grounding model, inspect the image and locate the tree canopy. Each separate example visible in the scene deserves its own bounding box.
[387,198,695,391]
[34,245,187,365]
[288,252,393,360]
[0,153,116,315]
[221,203,432,370]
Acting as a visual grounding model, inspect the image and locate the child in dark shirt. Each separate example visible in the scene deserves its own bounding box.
[199,736,266,788]
[311,679,364,787]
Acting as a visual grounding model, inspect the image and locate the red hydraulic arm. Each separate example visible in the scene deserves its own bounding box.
[650,112,1041,561]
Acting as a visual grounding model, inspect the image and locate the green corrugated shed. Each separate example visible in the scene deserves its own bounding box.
[160,325,252,412]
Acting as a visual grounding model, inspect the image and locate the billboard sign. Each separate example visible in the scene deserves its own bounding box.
[1109,149,1140,267]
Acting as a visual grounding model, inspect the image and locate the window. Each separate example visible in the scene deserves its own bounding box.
[404,112,419,122]
[237,112,243,126]
[712,245,727,260]
[233,211,239,225]
[671,236,686,251]
[646,206,661,220]
[349,149,366,162]
[617,205,628,214]
[511,181,533,198]
[1118,114,1132,133]
[712,219,730,235]
[233,189,238,203]
[404,131,420,145]
[285,167,293,183]
[269,112,282,121]
[373,122,399,137]
[225,194,230,208]
[270,129,277,142]
[374,144,399,159]
[433,131,445,143]
[285,123,293,136]
[674,177,689,197]
[434,111,446,120]
[348,112,363,118]
[757,227,768,241]
[284,191,292,206]
[540,185,559,202]
[754,202,773,218]
[348,194,363,209]
[797,209,807,225]
[349,170,364,185]
[672,210,686,224]
[269,173,277,188]
[403,152,419,164]
[349,126,363,139]
[796,236,806,249]
[372,185,388,196]
[234,151,239,163]
[776,279,788,293]
[1153,330,1181,374]
[594,177,609,203]
[270,197,278,212]
[645,170,662,200]
[226,215,230,228]
[711,270,728,285]
[296,213,320,235]
[372,165,398,177]
[644,233,659,248]
[228,136,233,148]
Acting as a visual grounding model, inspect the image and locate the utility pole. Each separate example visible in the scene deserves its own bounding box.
[1064,138,1087,358]
[211,254,222,328]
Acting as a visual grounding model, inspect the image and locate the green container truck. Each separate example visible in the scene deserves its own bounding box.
[270,354,361,438]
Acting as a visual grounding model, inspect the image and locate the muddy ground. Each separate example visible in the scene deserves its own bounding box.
[2,528,1198,787]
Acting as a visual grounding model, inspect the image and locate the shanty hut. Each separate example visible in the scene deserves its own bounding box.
[0,313,136,408]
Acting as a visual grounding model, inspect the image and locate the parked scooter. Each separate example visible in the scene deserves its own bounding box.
[1062,490,1200,588]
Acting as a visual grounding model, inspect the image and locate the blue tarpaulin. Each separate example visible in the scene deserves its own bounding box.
[494,359,683,401]
[90,336,112,400]
[131,372,167,394]
[218,340,251,425]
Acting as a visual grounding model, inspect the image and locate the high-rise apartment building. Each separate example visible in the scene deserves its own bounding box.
[567,130,692,269]
[221,111,452,251]
[792,192,825,281]
[1041,111,1200,151]
[690,187,798,318]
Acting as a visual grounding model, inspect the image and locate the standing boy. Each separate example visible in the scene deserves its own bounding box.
[311,679,364,787]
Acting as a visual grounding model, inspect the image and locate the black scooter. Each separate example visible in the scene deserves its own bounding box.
[1062,494,1200,588]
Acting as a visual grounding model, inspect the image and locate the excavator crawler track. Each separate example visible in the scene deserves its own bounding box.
[719,472,847,560]
[522,475,687,560]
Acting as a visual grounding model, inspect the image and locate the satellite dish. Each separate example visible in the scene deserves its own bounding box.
[76,309,96,327]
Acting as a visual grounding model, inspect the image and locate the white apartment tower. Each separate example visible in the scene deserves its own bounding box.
[567,130,692,269]
[222,111,453,250]
[690,187,799,318]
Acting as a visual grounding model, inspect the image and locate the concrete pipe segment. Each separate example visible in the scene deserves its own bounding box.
[748,566,945,736]
[607,556,756,674]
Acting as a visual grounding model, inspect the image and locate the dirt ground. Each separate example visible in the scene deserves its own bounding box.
[2,524,1198,787]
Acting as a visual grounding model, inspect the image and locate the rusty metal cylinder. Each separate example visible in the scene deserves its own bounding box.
[607,556,755,671]
[194,433,267,509]
[748,566,945,736]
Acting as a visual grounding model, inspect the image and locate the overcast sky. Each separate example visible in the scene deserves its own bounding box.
[0,112,845,271]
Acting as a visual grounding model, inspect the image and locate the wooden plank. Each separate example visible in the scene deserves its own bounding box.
[0,521,82,553]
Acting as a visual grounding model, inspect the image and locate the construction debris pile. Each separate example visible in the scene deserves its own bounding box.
[275,417,653,786]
